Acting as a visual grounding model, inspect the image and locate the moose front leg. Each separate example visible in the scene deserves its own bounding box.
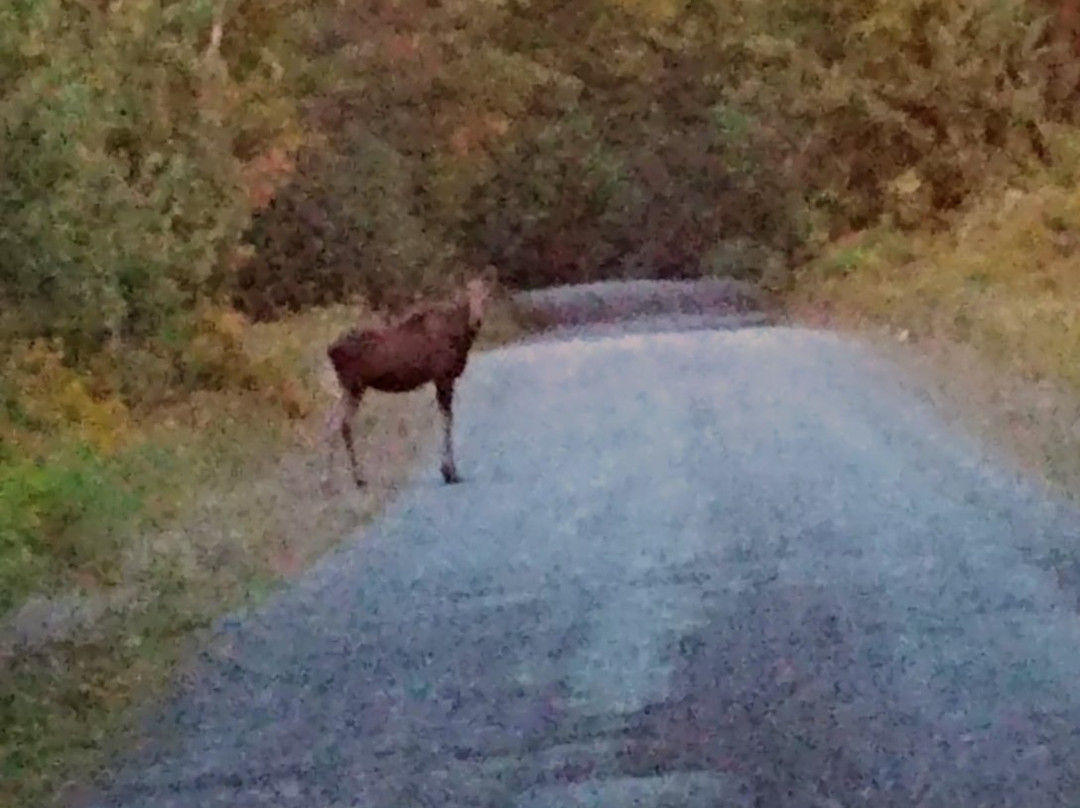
[339,391,366,488]
[435,380,461,484]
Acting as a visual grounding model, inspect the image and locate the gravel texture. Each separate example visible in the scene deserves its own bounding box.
[87,313,1080,808]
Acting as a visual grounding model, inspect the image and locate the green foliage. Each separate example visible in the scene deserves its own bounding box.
[0,446,145,612]
[234,127,452,318]
[228,0,1063,308]
[4,2,209,354]
[1,0,1069,328]
[708,0,1054,233]
[0,0,309,360]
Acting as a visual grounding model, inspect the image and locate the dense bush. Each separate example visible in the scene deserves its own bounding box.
[2,0,1071,335]
[0,0,311,366]
[233,0,1068,313]
[0,0,322,610]
[234,127,451,319]
[711,0,1055,234]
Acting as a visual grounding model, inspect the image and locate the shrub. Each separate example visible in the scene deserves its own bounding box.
[0,447,144,612]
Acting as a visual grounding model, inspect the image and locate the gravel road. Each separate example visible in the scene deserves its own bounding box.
[87,314,1080,808]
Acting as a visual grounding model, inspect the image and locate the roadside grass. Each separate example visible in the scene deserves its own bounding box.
[787,148,1080,505]
[0,296,528,808]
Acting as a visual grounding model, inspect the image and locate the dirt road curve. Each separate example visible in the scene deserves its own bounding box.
[510,277,770,329]
[87,293,1080,807]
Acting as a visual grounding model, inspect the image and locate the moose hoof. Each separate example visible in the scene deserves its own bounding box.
[441,465,461,485]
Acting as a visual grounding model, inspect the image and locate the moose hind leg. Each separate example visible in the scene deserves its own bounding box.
[321,394,347,494]
[435,380,460,484]
[340,392,366,488]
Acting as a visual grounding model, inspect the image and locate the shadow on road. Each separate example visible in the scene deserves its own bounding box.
[586,578,1080,808]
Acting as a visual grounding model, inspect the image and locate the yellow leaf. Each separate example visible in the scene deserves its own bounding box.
[892,169,922,197]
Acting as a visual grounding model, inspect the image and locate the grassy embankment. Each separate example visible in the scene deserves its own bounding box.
[0,295,527,808]
[789,126,1080,505]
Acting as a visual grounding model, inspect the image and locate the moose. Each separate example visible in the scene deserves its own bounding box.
[323,269,496,488]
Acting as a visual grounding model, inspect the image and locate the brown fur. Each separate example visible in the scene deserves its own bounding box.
[324,271,494,488]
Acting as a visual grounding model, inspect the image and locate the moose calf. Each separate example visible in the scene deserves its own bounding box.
[324,270,494,488]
